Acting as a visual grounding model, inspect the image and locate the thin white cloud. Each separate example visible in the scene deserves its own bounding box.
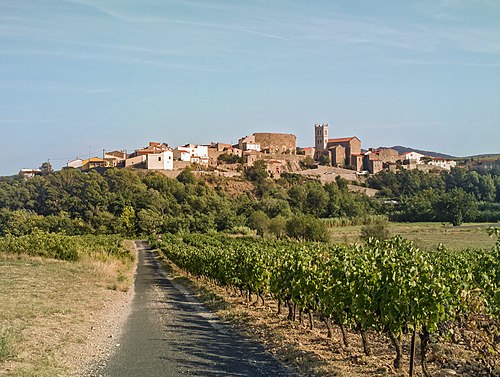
[0,48,234,74]
[60,0,290,40]
[389,58,500,68]
[0,119,67,124]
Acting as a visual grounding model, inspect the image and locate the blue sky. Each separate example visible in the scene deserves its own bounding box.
[1,0,499,175]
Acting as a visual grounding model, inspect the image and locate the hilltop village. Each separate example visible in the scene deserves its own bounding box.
[21,123,460,179]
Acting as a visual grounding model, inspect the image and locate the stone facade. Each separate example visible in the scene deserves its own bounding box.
[351,154,364,171]
[376,148,400,163]
[208,146,243,166]
[327,137,361,158]
[314,123,329,151]
[329,145,346,167]
[253,133,296,154]
[326,137,361,168]
[366,159,383,174]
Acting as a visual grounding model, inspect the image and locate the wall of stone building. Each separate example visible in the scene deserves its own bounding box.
[377,148,401,163]
[173,160,190,170]
[330,145,346,167]
[243,152,304,172]
[387,163,399,172]
[303,148,315,158]
[253,133,297,154]
[125,155,146,168]
[211,143,233,152]
[349,139,361,155]
[351,155,364,171]
[327,140,360,160]
[208,148,224,166]
[366,159,383,174]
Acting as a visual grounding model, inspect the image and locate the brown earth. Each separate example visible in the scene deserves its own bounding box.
[157,254,498,377]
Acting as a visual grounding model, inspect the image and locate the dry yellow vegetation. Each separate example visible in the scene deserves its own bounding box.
[0,241,136,377]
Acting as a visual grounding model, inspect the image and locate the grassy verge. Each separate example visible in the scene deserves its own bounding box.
[329,222,499,250]
[0,239,136,377]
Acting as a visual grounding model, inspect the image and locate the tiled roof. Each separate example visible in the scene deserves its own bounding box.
[328,137,359,143]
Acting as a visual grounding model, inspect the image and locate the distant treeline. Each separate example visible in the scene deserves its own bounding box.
[367,166,500,224]
[0,167,377,238]
[0,165,498,238]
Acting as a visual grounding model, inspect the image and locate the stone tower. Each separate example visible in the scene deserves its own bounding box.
[314,123,328,151]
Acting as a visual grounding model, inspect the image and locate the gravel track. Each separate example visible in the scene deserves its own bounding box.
[84,241,293,377]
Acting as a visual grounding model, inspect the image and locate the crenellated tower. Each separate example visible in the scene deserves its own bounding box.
[314,123,329,151]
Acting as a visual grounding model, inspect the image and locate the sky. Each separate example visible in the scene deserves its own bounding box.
[1,0,499,175]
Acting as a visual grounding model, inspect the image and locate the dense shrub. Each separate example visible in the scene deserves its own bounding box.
[286,214,330,242]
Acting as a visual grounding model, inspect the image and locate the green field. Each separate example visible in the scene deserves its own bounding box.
[329,222,499,250]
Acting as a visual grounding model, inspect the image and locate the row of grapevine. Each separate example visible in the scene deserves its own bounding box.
[153,231,500,375]
[0,230,130,261]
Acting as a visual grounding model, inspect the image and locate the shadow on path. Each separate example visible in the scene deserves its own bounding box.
[100,242,293,377]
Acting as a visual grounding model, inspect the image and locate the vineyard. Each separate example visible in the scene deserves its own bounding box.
[152,230,500,376]
[0,230,130,262]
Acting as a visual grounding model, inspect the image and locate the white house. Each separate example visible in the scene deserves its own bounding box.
[428,158,457,170]
[238,135,261,152]
[242,142,261,152]
[19,168,41,179]
[67,158,83,169]
[403,151,425,163]
[173,144,209,164]
[147,150,173,170]
[173,148,191,162]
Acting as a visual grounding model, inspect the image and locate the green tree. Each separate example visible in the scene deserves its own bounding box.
[39,161,53,176]
[285,214,330,242]
[138,208,163,235]
[269,216,287,239]
[319,153,331,166]
[244,160,268,183]
[436,188,478,226]
[360,218,390,242]
[300,156,316,169]
[119,205,137,235]
[177,167,196,184]
[478,174,496,202]
[249,210,270,237]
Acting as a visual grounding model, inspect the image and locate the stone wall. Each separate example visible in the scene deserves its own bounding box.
[377,148,401,163]
[253,133,296,154]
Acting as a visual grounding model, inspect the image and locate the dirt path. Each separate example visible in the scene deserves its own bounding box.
[94,242,292,377]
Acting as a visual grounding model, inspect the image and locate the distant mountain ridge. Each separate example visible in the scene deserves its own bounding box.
[379,145,455,159]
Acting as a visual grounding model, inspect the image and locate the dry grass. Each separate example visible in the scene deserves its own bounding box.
[0,241,136,377]
[329,222,498,251]
[159,255,496,377]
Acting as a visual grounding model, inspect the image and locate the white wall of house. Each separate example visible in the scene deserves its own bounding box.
[174,145,209,163]
[147,151,173,170]
[428,159,457,170]
[242,142,261,152]
[238,135,256,150]
[173,148,191,161]
[67,159,83,168]
[404,151,425,163]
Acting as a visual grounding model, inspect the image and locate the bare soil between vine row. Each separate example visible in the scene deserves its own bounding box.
[157,253,498,377]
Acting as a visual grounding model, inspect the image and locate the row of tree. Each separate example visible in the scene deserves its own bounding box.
[366,167,500,224]
[1,164,497,236]
[0,167,376,237]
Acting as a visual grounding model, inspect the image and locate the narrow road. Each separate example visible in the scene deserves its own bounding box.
[99,241,293,377]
